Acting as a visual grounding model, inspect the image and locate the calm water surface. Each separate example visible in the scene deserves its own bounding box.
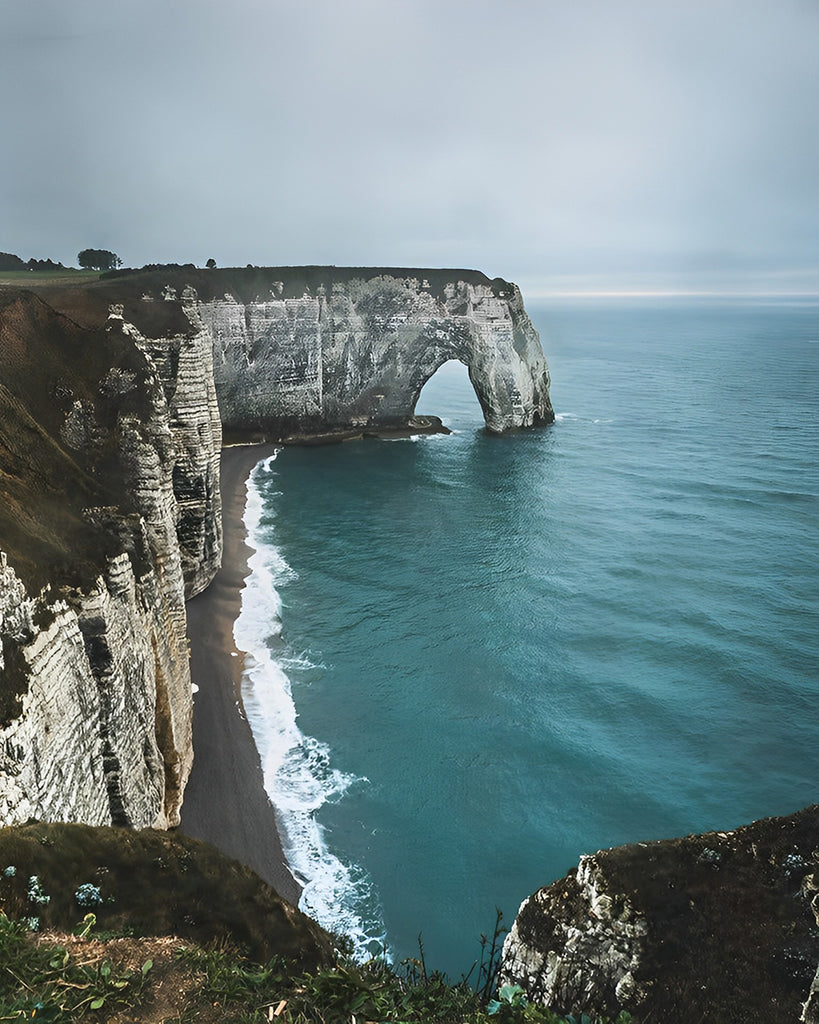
[237,298,819,975]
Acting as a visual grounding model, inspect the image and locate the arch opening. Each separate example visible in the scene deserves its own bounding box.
[413,359,485,430]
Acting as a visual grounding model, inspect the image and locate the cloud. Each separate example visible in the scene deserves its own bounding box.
[2,0,817,292]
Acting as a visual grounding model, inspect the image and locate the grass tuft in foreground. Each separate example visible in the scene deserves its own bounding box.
[0,912,153,1019]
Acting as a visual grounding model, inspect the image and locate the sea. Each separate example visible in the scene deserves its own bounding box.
[234,297,819,978]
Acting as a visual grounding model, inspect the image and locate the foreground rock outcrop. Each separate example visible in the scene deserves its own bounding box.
[501,805,819,1023]
[0,266,552,830]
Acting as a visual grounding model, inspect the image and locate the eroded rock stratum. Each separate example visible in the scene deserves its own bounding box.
[0,266,552,830]
[0,286,222,829]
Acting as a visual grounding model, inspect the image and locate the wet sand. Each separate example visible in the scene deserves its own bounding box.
[179,444,301,906]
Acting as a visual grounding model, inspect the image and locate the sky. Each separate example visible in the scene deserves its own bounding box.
[2,0,818,296]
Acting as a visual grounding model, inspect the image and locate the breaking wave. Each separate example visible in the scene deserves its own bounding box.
[234,453,389,958]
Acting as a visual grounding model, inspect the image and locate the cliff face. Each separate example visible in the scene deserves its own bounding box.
[39,266,553,437]
[501,805,819,1023]
[114,296,223,597]
[0,290,222,829]
[0,266,550,831]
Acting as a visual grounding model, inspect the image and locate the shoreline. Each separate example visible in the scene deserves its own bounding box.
[178,443,301,906]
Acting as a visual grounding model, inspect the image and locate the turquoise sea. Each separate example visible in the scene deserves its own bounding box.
[235,298,819,976]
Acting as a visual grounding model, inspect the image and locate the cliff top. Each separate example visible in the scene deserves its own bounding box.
[4,265,510,331]
[100,263,511,296]
[510,804,819,1022]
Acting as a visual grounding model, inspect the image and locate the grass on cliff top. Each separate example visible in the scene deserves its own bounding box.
[0,913,634,1024]
[0,823,330,970]
[0,269,101,287]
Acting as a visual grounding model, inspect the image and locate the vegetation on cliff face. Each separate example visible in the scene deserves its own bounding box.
[0,290,153,593]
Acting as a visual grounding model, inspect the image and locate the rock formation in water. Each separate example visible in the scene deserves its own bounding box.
[501,805,819,1023]
[195,268,554,436]
[0,265,552,829]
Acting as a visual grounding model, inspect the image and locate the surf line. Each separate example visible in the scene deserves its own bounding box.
[234,452,390,958]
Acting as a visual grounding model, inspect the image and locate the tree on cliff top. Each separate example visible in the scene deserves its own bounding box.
[77,248,122,271]
[0,252,26,270]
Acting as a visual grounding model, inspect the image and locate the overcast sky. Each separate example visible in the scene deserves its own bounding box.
[2,0,818,295]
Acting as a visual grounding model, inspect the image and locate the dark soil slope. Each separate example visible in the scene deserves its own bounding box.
[0,291,153,592]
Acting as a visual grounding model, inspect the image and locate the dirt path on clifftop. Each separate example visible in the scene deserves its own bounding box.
[179,444,301,906]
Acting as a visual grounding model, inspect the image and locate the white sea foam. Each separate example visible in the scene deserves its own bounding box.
[234,453,389,958]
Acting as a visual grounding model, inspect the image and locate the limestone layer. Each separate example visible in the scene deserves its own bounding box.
[198,271,554,435]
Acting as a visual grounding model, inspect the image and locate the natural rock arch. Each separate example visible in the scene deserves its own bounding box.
[197,271,555,437]
[412,357,481,417]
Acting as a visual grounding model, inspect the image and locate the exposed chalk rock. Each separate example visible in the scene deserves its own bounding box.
[0,290,212,828]
[119,293,223,597]
[501,853,648,1016]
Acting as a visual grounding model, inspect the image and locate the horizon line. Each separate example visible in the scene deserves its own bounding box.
[527,289,819,299]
